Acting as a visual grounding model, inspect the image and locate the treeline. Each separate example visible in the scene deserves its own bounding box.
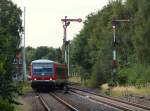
[26,46,63,69]
[0,0,22,110]
[70,0,150,87]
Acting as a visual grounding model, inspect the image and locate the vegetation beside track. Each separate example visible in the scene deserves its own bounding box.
[69,0,150,87]
[101,83,150,97]
[0,0,22,111]
[14,81,32,111]
[68,77,150,98]
[22,81,32,94]
[14,96,31,111]
[68,76,81,84]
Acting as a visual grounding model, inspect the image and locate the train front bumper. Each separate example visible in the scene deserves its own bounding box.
[31,80,56,89]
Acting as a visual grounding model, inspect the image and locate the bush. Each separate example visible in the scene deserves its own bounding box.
[117,64,150,85]
[0,99,14,111]
[143,66,150,83]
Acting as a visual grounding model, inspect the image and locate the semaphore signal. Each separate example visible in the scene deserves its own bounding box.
[61,16,82,77]
[111,18,130,85]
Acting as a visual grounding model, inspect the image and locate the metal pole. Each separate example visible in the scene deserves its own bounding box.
[61,16,82,77]
[61,16,82,64]
[112,23,117,73]
[63,16,67,63]
[111,19,129,84]
[68,44,70,77]
[112,21,117,85]
[23,7,26,81]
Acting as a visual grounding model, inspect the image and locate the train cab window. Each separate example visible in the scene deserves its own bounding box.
[32,63,54,76]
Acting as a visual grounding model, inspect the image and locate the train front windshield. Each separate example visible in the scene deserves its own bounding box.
[32,63,54,76]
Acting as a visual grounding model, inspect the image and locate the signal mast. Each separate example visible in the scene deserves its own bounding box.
[111,18,129,85]
[61,16,82,76]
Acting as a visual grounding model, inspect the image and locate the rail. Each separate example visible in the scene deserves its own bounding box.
[50,92,79,111]
[69,86,150,111]
[35,93,52,111]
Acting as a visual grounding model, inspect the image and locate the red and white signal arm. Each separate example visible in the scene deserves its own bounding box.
[61,18,82,23]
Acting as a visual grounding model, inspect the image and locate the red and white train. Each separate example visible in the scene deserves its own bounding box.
[28,59,68,90]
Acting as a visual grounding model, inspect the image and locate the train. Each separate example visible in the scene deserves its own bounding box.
[28,59,68,90]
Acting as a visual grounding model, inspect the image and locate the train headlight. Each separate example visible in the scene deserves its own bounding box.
[34,78,37,80]
[50,78,52,80]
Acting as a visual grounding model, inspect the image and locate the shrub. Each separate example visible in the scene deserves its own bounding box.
[0,99,14,111]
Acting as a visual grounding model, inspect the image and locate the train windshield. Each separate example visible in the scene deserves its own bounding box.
[32,63,53,76]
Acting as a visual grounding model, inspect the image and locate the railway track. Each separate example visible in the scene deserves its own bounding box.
[69,86,150,111]
[36,91,79,111]
[36,93,52,111]
[49,92,79,111]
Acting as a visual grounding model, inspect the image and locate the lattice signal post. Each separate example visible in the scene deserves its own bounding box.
[61,16,82,76]
[112,19,129,84]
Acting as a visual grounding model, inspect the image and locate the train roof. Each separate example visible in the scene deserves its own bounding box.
[31,59,57,64]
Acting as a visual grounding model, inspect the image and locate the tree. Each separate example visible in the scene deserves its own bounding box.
[70,0,150,87]
[26,46,36,70]
[0,0,22,110]
[34,46,50,59]
[26,46,63,66]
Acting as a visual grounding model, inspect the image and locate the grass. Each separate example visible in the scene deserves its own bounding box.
[22,81,32,94]
[100,83,150,97]
[14,81,32,111]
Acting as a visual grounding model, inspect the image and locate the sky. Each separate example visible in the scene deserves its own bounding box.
[11,0,109,48]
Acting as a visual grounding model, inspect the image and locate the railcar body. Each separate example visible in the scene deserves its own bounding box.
[29,59,68,90]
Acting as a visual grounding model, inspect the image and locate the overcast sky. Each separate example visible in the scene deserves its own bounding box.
[11,0,109,48]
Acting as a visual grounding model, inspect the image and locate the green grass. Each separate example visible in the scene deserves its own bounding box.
[22,81,32,94]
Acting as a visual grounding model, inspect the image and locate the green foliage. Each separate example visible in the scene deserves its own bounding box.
[0,99,14,111]
[26,46,63,70]
[34,46,50,59]
[70,0,150,87]
[116,64,150,85]
[144,66,150,83]
[26,47,36,69]
[0,0,22,110]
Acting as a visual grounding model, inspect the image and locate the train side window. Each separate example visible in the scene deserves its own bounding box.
[56,67,65,74]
